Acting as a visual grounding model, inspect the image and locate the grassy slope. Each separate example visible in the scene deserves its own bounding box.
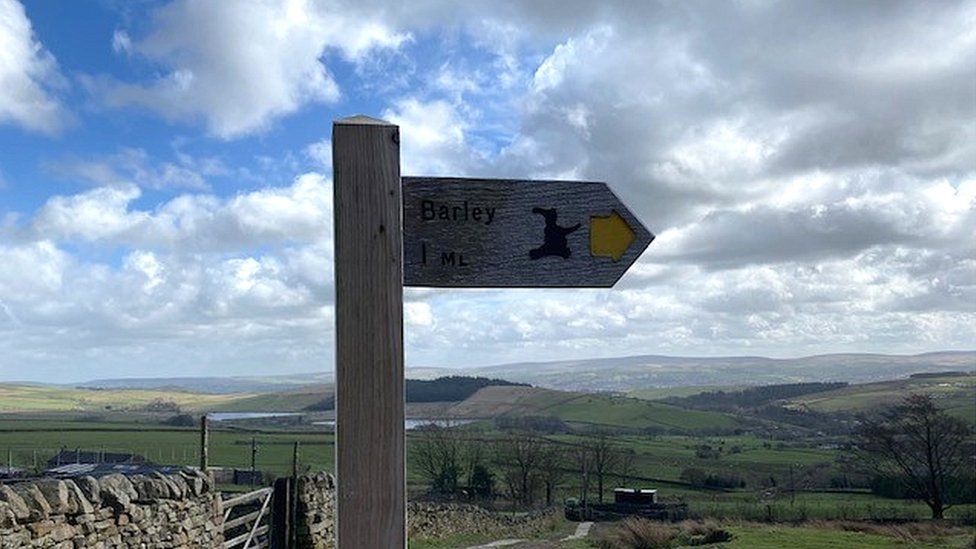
[627,385,740,401]
[449,386,741,431]
[0,384,246,413]
[208,385,332,412]
[787,372,976,421]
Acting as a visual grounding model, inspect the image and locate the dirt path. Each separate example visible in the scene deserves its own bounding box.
[562,521,593,541]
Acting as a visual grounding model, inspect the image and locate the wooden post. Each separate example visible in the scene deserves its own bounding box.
[200,415,209,472]
[292,441,301,479]
[250,437,258,485]
[271,477,293,549]
[332,115,405,548]
[291,441,301,549]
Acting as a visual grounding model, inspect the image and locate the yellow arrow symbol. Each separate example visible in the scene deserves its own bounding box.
[590,210,635,261]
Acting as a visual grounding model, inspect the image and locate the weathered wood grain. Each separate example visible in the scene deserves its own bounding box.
[333,116,406,548]
[402,177,654,287]
[200,415,208,472]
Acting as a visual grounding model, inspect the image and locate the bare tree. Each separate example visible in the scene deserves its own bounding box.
[538,444,568,506]
[587,433,622,503]
[573,444,592,503]
[616,448,638,487]
[493,435,545,506]
[855,394,972,519]
[461,436,485,485]
[411,425,463,495]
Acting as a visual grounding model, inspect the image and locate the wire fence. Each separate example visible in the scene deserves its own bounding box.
[0,439,335,481]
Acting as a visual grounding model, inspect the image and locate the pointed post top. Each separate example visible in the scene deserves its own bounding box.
[335,114,395,126]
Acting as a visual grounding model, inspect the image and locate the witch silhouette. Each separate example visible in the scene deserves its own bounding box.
[529,207,580,259]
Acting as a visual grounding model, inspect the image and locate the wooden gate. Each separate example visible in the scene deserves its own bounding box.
[222,487,273,549]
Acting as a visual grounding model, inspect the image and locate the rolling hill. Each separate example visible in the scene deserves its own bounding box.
[0,384,246,413]
[0,379,743,434]
[459,351,976,392]
[786,371,976,422]
[61,351,975,395]
[446,385,742,431]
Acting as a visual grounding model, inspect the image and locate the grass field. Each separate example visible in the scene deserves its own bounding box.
[0,383,744,436]
[0,384,247,413]
[626,385,739,401]
[588,520,976,548]
[451,386,742,432]
[787,372,976,422]
[208,385,332,412]
[0,418,335,475]
[717,523,973,549]
[1,417,972,529]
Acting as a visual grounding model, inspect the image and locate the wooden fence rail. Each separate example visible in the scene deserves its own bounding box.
[223,487,273,549]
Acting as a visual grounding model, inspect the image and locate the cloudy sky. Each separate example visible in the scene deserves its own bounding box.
[0,0,973,382]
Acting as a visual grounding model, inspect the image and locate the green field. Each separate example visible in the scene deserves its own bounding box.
[0,384,246,413]
[449,386,742,432]
[627,385,739,401]
[1,416,973,530]
[544,394,741,431]
[0,420,332,475]
[719,523,974,549]
[1,374,972,535]
[787,373,976,422]
[586,519,976,548]
[0,383,743,436]
[209,385,332,412]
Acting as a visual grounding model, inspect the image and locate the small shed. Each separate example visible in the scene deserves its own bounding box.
[614,487,658,505]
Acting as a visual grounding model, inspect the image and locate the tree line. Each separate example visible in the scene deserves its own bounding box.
[410,426,636,507]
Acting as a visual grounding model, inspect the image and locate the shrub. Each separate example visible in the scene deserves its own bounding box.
[676,520,734,546]
[679,467,745,488]
[163,413,196,427]
[596,518,675,549]
[694,444,721,459]
[596,519,734,549]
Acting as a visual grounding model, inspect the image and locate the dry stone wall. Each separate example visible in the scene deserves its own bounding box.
[0,469,222,548]
[295,472,335,549]
[295,472,559,548]
[407,502,560,542]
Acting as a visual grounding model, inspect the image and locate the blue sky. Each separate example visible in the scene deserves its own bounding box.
[0,0,973,382]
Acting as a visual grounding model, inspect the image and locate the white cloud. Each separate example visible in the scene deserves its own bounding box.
[383,98,482,175]
[3,0,975,379]
[405,301,433,328]
[0,0,70,134]
[31,172,333,251]
[49,148,223,191]
[531,26,612,93]
[0,171,337,380]
[304,138,332,171]
[111,29,132,55]
[87,0,409,138]
[0,241,67,300]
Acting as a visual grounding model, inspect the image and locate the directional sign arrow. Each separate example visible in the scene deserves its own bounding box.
[402,177,654,288]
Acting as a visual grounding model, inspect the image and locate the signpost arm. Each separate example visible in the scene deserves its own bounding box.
[332,116,406,548]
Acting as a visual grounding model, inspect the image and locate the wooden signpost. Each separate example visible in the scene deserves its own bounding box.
[403,177,654,287]
[332,116,654,548]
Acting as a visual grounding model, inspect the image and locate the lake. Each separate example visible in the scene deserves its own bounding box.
[313,419,477,430]
[208,413,477,430]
